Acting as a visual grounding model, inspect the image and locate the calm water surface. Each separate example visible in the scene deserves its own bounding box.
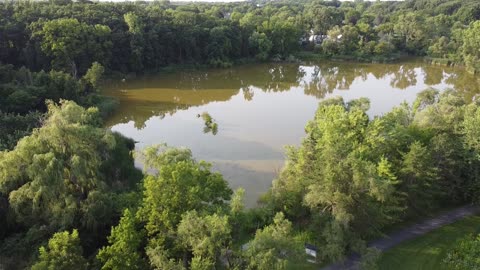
[103,60,479,206]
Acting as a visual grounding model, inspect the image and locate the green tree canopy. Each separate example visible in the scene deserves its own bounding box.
[136,145,232,246]
[99,145,234,270]
[31,230,87,270]
[97,209,146,270]
[177,211,231,269]
[243,212,302,270]
[83,62,105,89]
[0,100,138,230]
[461,21,480,73]
[267,90,480,262]
[34,18,112,76]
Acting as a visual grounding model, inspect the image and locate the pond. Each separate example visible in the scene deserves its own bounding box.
[103,60,479,207]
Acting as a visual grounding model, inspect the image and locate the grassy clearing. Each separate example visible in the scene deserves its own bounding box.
[378,215,480,270]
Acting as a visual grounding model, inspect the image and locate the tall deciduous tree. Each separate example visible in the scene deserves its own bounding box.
[124,12,145,72]
[177,211,231,269]
[249,32,273,61]
[136,146,232,247]
[461,21,480,74]
[97,209,146,270]
[35,18,111,77]
[393,12,429,54]
[98,145,236,269]
[31,230,87,270]
[243,212,302,270]
[463,104,480,149]
[269,97,404,260]
[83,62,105,90]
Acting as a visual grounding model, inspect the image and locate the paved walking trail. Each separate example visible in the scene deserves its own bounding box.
[320,205,480,270]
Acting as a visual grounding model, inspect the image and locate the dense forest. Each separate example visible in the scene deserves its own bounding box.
[1,0,480,269]
[1,0,480,73]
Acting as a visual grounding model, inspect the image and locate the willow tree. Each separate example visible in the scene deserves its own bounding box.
[0,100,138,231]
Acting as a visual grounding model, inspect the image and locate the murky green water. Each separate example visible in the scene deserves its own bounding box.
[103,60,479,207]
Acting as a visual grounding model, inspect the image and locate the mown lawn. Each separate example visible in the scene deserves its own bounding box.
[378,215,480,270]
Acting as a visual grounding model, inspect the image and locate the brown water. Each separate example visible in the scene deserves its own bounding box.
[103,60,479,207]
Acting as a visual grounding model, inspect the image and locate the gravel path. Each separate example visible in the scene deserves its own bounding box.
[320,205,480,270]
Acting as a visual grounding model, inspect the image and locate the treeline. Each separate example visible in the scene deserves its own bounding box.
[1,0,480,75]
[303,0,480,70]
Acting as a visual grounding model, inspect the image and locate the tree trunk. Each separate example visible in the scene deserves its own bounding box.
[71,60,78,79]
